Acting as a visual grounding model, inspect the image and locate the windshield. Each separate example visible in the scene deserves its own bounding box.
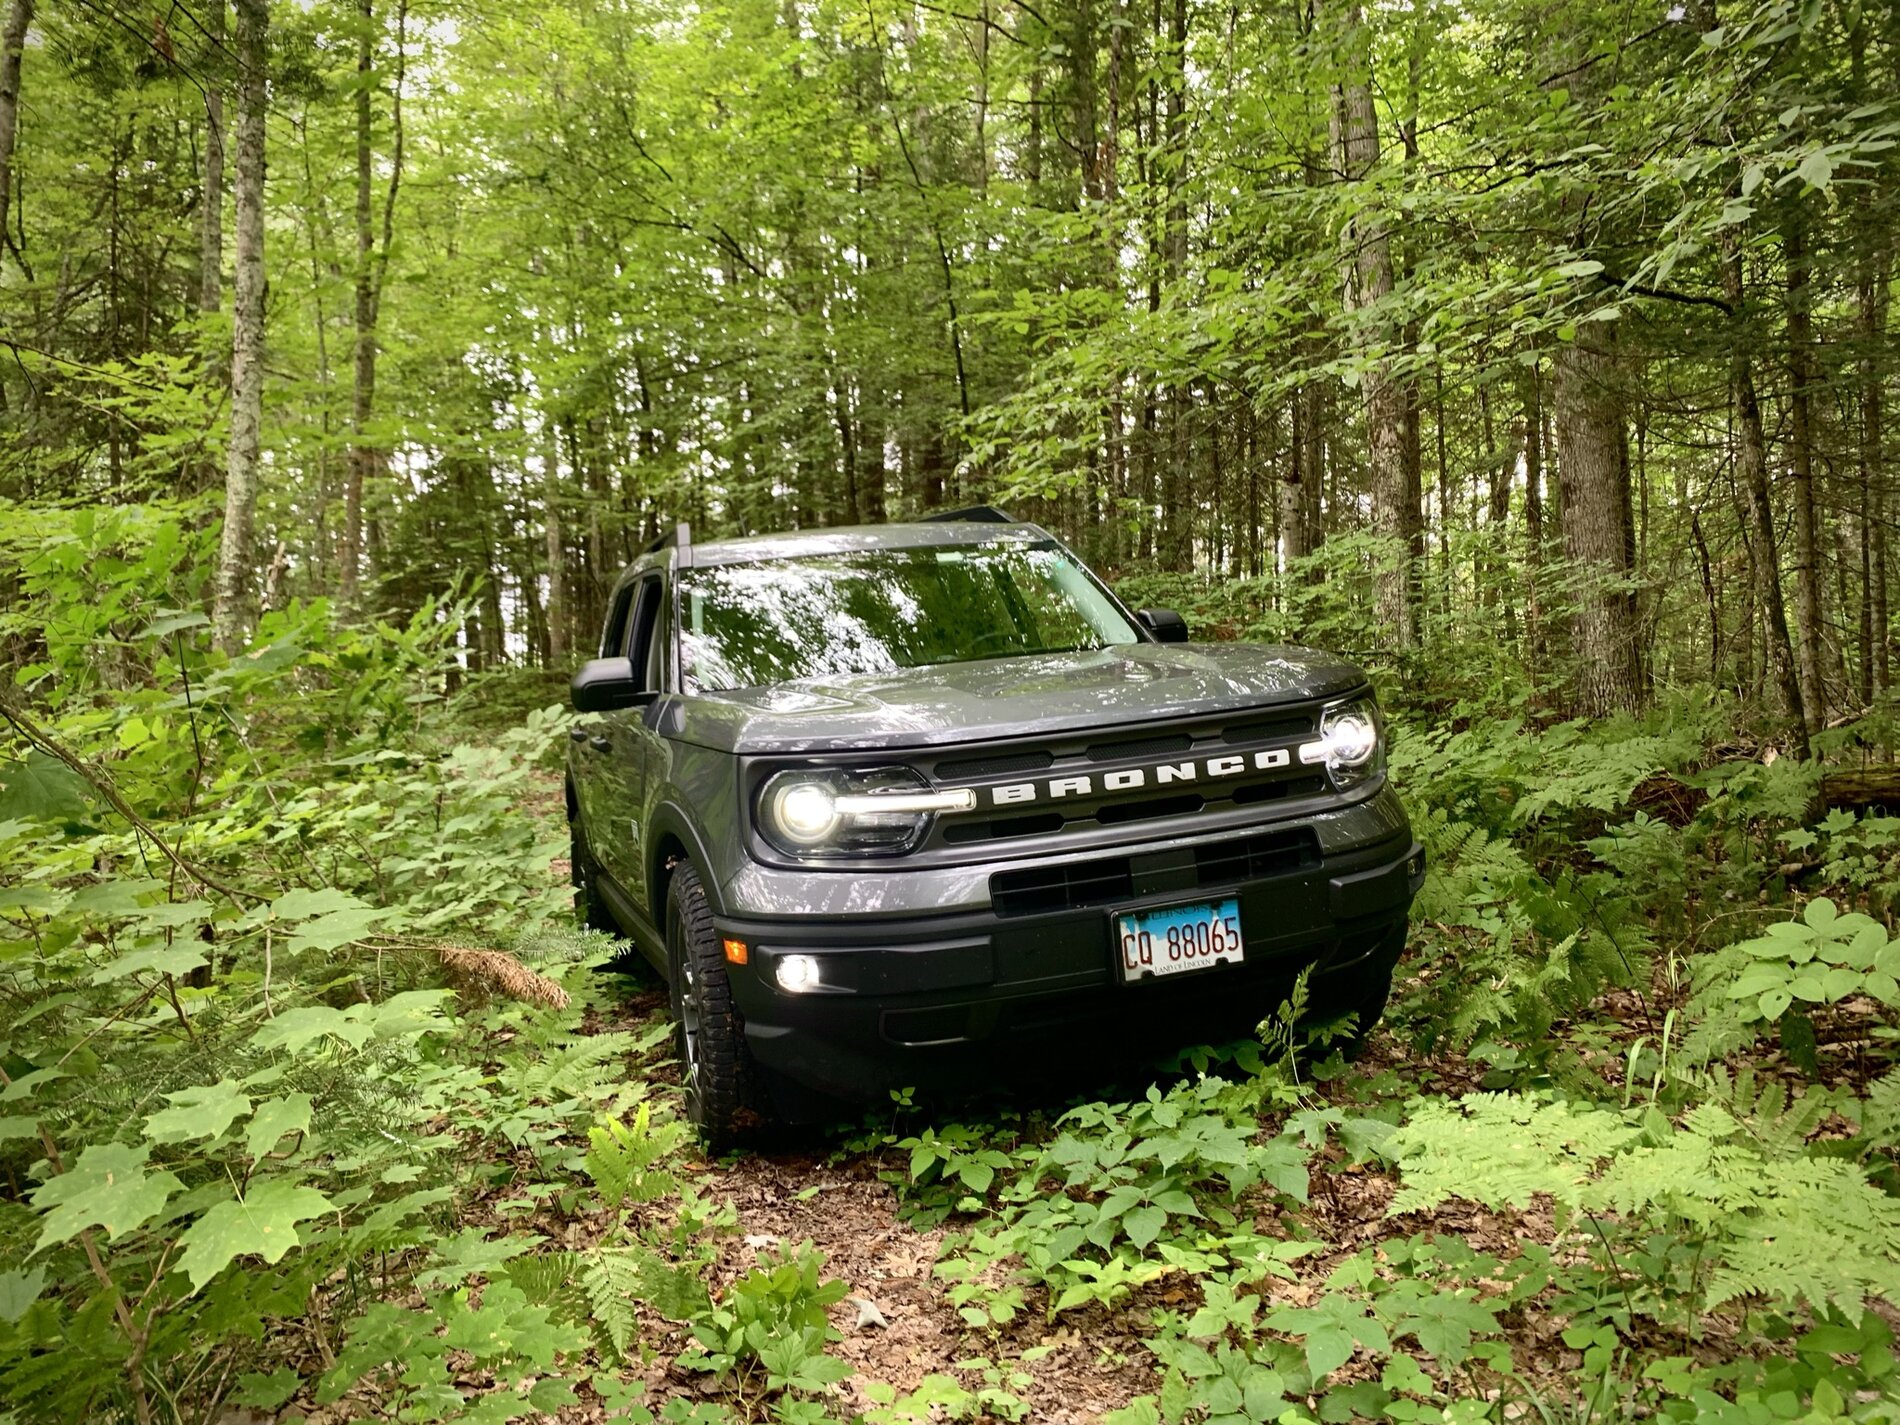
[678,541,1142,693]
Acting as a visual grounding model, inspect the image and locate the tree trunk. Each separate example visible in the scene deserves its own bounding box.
[1280,393,1309,571]
[1551,330,1643,717]
[1721,233,1809,756]
[1322,0,1412,651]
[213,0,267,653]
[1862,235,1891,698]
[543,418,566,666]
[1783,201,1826,734]
[342,0,376,611]
[196,0,225,500]
[1158,0,1192,572]
[341,0,406,611]
[0,0,31,257]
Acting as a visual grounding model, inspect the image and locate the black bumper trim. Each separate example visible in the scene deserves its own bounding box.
[713,834,1424,1105]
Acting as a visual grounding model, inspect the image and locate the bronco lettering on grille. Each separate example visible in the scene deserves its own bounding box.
[954,741,1328,810]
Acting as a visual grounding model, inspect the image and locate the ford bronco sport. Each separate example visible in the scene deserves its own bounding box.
[566,509,1423,1148]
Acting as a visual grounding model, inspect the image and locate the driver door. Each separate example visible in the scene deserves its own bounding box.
[593,573,666,897]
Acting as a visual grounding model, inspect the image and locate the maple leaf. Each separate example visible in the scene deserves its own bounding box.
[175,1180,335,1292]
[31,1142,182,1250]
[144,1080,253,1144]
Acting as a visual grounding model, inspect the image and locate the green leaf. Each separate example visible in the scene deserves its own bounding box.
[267,887,371,921]
[1819,967,1863,1002]
[1304,1324,1355,1380]
[145,1080,253,1144]
[1393,1291,1499,1367]
[252,1006,374,1053]
[232,1367,302,1410]
[0,751,93,823]
[0,1267,46,1322]
[246,1093,313,1158]
[957,1159,995,1193]
[174,1179,336,1292]
[92,944,209,984]
[1795,148,1833,191]
[144,609,211,639]
[31,1142,183,1249]
[286,905,389,953]
[1123,1203,1167,1251]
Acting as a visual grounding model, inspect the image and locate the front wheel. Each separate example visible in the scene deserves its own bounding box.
[1312,967,1395,1061]
[666,863,761,1152]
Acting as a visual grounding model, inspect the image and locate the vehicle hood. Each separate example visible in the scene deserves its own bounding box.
[661,642,1368,755]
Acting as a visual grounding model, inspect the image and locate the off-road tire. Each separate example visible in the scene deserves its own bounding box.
[1318,967,1394,1062]
[569,814,621,937]
[666,863,758,1153]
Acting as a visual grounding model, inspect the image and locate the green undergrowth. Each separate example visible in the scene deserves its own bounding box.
[2,506,1899,1422]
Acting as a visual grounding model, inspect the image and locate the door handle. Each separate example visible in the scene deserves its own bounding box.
[588,735,612,752]
[569,727,588,743]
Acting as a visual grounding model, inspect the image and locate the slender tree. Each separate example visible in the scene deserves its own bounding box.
[1321,0,1412,651]
[213,0,268,652]
[0,0,31,259]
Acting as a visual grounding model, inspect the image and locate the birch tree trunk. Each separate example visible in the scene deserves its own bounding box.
[197,0,225,493]
[1552,329,1643,717]
[213,0,268,653]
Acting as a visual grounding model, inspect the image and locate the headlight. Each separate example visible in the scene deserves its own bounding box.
[757,767,974,858]
[1319,697,1385,790]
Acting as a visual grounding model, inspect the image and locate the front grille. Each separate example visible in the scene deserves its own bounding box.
[1096,793,1203,825]
[990,825,1321,917]
[1194,826,1320,883]
[1087,733,1194,761]
[943,811,1065,844]
[936,749,1055,780]
[1223,714,1313,743]
[1233,774,1326,806]
[923,703,1332,854]
[991,858,1136,918]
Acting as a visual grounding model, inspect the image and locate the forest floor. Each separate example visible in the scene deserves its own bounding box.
[520,776,1593,1421]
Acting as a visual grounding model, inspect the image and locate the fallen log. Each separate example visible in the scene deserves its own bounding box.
[1820,768,1900,813]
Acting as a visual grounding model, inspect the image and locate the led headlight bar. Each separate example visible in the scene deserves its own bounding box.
[1317,696,1385,790]
[758,767,969,857]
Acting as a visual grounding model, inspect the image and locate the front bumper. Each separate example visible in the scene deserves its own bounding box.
[716,821,1425,1109]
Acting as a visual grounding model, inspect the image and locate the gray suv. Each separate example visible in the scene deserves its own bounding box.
[566,509,1422,1148]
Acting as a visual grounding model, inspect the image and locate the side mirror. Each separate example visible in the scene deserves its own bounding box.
[1136,608,1190,644]
[571,657,652,713]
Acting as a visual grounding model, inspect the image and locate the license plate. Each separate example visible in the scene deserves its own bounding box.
[1115,898,1244,982]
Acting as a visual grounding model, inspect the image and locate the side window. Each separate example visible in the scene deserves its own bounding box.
[600,584,636,659]
[627,577,665,692]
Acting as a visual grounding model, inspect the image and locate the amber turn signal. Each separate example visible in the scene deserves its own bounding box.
[722,938,749,966]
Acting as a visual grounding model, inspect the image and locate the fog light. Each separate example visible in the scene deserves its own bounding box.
[775,954,822,994]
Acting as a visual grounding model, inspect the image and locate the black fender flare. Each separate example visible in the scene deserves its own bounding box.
[645,798,727,920]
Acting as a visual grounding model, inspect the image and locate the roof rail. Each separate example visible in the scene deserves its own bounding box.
[642,521,692,556]
[920,505,1016,524]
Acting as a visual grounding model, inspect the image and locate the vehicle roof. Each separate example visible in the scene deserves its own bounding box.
[625,519,1048,581]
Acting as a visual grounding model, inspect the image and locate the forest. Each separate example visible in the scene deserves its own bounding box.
[1,0,1899,1419]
